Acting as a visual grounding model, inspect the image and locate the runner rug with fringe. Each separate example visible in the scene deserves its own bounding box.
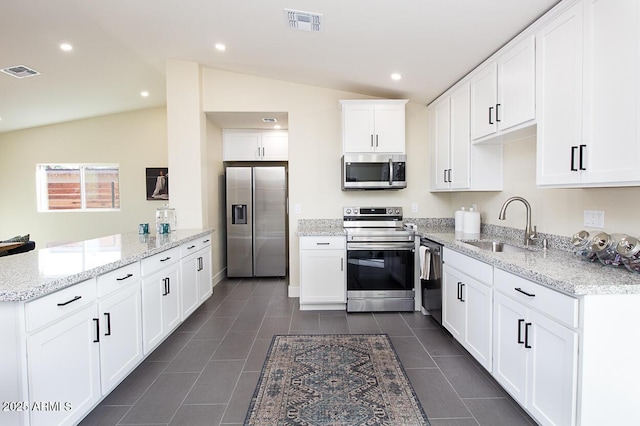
[245,334,430,425]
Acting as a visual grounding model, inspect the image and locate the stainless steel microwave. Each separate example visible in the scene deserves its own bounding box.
[342,154,407,190]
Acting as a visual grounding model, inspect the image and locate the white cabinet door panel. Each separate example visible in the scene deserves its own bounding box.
[498,35,536,131]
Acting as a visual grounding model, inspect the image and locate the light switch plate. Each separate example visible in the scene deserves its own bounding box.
[294,203,302,214]
[411,203,418,213]
[584,210,605,228]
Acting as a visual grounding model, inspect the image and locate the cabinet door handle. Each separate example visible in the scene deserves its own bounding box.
[341,257,344,271]
[197,256,203,271]
[495,103,501,122]
[448,169,452,183]
[460,283,465,302]
[93,318,100,343]
[160,256,171,262]
[579,144,587,171]
[524,322,532,348]
[570,146,578,171]
[104,313,112,336]
[371,134,374,147]
[456,281,462,300]
[57,295,82,307]
[515,287,536,297]
[162,278,169,296]
[375,134,379,147]
[489,106,494,125]
[517,319,525,344]
[262,147,265,157]
[116,273,133,281]
[443,169,448,183]
[167,277,171,294]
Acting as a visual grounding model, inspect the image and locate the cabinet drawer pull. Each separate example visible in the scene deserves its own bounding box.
[57,295,82,307]
[517,318,525,344]
[316,242,331,245]
[104,313,112,336]
[160,256,171,262]
[93,318,100,343]
[524,322,532,348]
[116,273,133,281]
[489,106,494,125]
[203,239,210,243]
[187,245,196,250]
[514,287,536,297]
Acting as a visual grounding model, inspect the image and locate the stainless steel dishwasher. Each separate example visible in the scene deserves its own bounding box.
[420,238,443,325]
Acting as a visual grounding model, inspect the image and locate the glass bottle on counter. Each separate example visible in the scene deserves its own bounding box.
[571,230,597,261]
[591,232,626,266]
[616,236,640,274]
[155,204,177,233]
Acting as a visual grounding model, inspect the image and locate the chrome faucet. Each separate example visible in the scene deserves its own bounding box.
[498,196,538,246]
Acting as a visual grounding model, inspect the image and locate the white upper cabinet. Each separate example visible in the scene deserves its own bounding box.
[471,35,536,142]
[537,0,640,187]
[223,130,288,161]
[341,99,408,154]
[429,82,503,192]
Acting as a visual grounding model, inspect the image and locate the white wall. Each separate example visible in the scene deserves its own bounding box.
[199,67,450,290]
[0,108,168,247]
[205,117,226,282]
[451,136,640,237]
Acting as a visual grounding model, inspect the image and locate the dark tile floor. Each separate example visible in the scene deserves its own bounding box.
[79,277,536,426]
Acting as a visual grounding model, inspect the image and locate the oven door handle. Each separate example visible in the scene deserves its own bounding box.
[347,242,415,251]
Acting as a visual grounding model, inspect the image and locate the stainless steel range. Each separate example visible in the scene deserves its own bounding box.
[344,207,416,312]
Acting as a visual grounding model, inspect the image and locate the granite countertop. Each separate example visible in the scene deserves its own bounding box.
[296,218,640,296]
[0,229,214,302]
[419,228,640,297]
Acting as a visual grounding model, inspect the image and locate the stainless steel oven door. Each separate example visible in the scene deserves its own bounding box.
[346,242,415,312]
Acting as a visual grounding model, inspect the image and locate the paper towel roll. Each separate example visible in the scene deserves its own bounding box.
[455,207,465,232]
[463,208,481,236]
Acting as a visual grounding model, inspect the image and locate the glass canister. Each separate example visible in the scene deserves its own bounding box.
[591,232,624,266]
[616,236,640,274]
[155,204,177,233]
[571,230,597,261]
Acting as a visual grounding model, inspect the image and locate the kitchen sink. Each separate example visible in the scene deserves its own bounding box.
[462,240,531,253]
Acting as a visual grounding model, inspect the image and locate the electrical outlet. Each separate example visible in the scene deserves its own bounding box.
[294,203,302,214]
[471,203,478,211]
[584,210,605,228]
[411,203,418,213]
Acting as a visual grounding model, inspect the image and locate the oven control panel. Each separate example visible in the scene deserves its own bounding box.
[344,207,402,218]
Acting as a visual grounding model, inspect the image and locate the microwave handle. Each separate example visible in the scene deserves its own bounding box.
[389,158,393,185]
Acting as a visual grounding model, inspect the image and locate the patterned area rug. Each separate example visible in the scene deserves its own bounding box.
[245,334,430,425]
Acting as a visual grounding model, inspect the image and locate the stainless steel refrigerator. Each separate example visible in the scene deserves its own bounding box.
[226,166,287,277]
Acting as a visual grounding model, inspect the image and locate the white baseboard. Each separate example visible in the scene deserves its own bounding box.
[212,267,226,287]
[288,285,299,298]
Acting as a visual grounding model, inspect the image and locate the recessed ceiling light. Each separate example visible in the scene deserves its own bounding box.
[391,73,402,81]
[140,91,149,97]
[215,43,226,51]
[60,43,73,52]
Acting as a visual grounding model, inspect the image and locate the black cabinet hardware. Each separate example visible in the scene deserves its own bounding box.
[371,134,374,147]
[188,245,196,250]
[579,144,587,170]
[524,322,532,348]
[197,257,203,272]
[203,239,210,243]
[167,277,171,294]
[515,287,536,297]
[517,319,525,344]
[104,313,111,336]
[57,295,82,307]
[495,103,501,122]
[457,281,462,300]
[375,134,379,147]
[444,169,448,183]
[116,273,133,281]
[570,146,578,171]
[93,318,100,343]
[160,256,171,262]
[316,242,330,245]
[162,278,169,296]
[448,169,452,183]
[460,283,465,302]
[489,106,494,125]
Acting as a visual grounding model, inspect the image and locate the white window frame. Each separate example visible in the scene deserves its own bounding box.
[36,163,121,212]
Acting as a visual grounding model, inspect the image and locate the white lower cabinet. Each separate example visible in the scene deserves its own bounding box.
[98,282,143,394]
[493,269,578,426]
[141,265,180,354]
[180,234,213,319]
[442,248,492,371]
[27,302,101,426]
[299,236,346,309]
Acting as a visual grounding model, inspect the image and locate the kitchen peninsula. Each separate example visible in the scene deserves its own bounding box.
[0,229,214,426]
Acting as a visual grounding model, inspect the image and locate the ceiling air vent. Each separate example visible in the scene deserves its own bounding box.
[1,65,40,79]
[262,118,278,123]
[284,8,322,32]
